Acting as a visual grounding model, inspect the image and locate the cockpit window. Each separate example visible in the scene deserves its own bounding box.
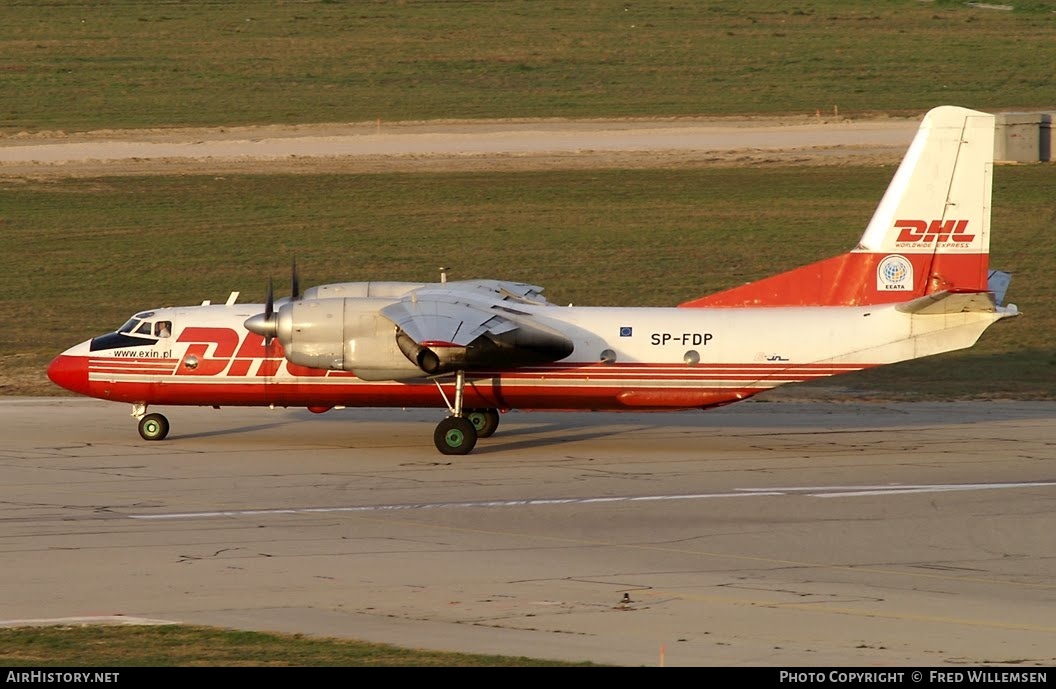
[91,314,168,352]
[117,318,140,334]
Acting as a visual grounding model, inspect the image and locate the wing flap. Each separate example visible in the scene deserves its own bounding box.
[382,299,518,346]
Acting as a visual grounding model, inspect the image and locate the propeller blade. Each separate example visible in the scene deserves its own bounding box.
[264,278,274,345]
[243,277,280,346]
[291,257,300,301]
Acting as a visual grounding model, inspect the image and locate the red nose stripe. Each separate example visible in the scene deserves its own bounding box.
[47,355,89,395]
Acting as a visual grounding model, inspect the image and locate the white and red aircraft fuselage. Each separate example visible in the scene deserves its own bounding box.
[47,106,1020,454]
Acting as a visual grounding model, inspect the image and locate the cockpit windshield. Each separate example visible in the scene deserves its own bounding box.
[117,318,141,334]
[116,311,157,335]
[91,312,166,352]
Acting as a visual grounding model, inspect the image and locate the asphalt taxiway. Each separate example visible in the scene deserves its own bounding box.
[2,397,1054,666]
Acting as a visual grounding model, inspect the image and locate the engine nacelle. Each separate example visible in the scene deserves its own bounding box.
[395,323,574,375]
[273,297,424,380]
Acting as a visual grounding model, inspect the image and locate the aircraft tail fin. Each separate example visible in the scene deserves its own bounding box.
[681,105,996,308]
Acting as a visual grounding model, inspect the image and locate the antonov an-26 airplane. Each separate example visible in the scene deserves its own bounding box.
[48,106,1019,455]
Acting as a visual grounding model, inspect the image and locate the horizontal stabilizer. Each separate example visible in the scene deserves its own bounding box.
[895,290,997,315]
[987,269,1011,307]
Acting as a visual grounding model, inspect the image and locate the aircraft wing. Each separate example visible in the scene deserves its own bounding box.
[381,280,574,374]
[382,294,518,346]
[381,279,547,345]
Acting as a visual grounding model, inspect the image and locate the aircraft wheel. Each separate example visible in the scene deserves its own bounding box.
[434,416,477,455]
[138,413,170,441]
[466,408,500,438]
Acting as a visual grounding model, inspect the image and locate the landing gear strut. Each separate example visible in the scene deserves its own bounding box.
[433,370,476,455]
[431,371,501,455]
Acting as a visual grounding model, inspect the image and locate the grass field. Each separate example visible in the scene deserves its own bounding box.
[2,0,1055,132]
[0,624,602,666]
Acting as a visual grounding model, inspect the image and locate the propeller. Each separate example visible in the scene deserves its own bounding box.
[244,276,278,346]
[245,259,303,346]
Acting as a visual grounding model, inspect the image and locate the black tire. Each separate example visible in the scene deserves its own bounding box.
[138,413,170,441]
[466,408,500,438]
[434,416,478,455]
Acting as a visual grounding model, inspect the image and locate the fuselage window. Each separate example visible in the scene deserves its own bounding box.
[155,321,172,338]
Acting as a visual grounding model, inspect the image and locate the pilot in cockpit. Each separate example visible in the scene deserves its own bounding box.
[155,321,172,338]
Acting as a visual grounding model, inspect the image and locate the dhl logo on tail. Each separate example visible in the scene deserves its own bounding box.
[895,219,975,247]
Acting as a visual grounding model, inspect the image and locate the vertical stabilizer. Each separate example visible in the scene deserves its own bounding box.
[681,106,995,308]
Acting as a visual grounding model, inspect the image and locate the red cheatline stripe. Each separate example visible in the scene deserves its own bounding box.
[87,376,796,392]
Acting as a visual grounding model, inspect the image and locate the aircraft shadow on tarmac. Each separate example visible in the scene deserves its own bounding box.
[175,416,652,454]
[156,398,1056,454]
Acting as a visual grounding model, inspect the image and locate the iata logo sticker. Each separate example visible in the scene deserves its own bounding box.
[877,255,913,291]
[894,219,975,248]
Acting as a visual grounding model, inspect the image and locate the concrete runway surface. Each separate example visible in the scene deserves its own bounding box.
[2,397,1054,667]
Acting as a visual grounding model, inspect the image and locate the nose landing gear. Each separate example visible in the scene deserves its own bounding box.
[132,403,170,441]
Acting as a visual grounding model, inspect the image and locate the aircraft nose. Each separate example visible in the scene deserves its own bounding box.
[47,354,89,395]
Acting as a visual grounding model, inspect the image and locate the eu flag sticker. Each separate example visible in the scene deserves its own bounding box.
[619,326,633,337]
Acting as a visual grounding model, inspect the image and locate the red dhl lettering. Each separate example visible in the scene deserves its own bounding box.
[175,327,241,376]
[171,326,350,378]
[895,219,974,244]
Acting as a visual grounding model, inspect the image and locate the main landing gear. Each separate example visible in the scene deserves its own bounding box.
[126,388,500,454]
[132,403,170,441]
[432,371,500,455]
